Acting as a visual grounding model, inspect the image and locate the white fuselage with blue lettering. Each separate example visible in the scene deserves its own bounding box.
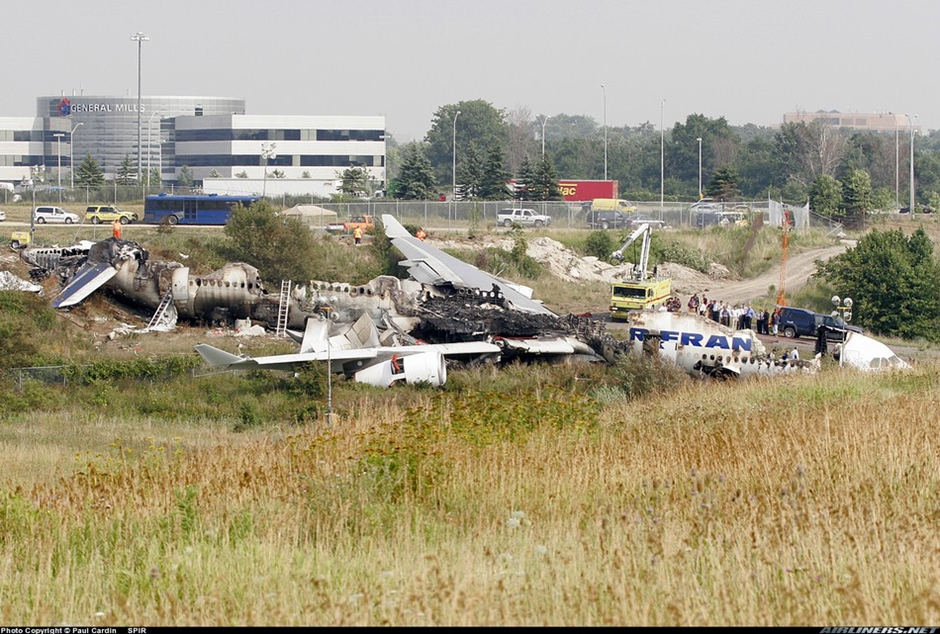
[623,310,816,377]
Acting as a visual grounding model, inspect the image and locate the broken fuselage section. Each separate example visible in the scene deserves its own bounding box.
[23,238,269,325]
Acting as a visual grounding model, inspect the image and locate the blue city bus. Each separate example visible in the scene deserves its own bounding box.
[143,193,259,225]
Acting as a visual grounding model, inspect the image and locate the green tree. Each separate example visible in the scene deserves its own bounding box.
[528,154,562,201]
[816,227,940,340]
[146,167,161,188]
[479,145,511,200]
[209,169,222,178]
[809,174,843,217]
[116,154,135,185]
[870,186,894,213]
[75,153,105,188]
[393,143,436,200]
[178,165,194,188]
[705,165,740,201]
[841,168,872,221]
[667,114,739,192]
[425,100,507,185]
[338,166,370,197]
[513,155,536,201]
[456,141,484,200]
[223,199,318,285]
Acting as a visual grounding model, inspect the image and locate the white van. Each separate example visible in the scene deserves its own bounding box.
[33,206,79,224]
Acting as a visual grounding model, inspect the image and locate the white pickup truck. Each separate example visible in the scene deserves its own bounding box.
[496,208,551,228]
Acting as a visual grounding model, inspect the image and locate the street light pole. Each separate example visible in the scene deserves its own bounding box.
[907,113,917,214]
[831,295,853,368]
[539,115,549,158]
[131,32,149,187]
[452,110,460,212]
[53,133,64,193]
[601,84,607,180]
[69,123,83,190]
[696,137,703,199]
[29,165,42,242]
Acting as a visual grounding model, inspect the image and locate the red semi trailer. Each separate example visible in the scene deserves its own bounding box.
[557,180,618,202]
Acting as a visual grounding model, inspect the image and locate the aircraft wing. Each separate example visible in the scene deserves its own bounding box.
[381,214,557,316]
[52,262,119,308]
[194,343,378,373]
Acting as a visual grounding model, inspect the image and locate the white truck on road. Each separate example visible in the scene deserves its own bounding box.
[496,207,551,228]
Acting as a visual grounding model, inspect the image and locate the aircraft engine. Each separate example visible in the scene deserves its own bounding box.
[352,349,446,387]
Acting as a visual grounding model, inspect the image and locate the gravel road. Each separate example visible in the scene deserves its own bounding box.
[690,242,852,305]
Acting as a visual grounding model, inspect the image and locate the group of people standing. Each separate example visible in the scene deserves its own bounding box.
[684,293,776,334]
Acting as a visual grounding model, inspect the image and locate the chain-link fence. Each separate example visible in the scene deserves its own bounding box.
[306,199,819,232]
[1,186,834,233]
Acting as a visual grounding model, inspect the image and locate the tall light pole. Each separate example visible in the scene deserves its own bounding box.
[601,84,607,180]
[696,137,703,199]
[131,32,149,186]
[69,123,83,190]
[538,115,550,158]
[261,142,276,198]
[906,113,917,214]
[30,165,42,241]
[832,295,853,368]
[147,112,161,192]
[660,98,665,219]
[53,133,64,202]
[452,110,460,208]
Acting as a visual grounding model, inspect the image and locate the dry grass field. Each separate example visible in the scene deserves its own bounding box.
[0,362,937,626]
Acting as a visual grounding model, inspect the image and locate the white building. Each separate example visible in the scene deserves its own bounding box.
[0,97,385,192]
[174,114,386,195]
[0,116,70,185]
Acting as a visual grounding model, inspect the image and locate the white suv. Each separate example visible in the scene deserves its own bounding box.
[496,208,551,228]
[33,206,79,224]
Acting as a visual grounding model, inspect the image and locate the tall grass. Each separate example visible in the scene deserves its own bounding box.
[0,362,937,625]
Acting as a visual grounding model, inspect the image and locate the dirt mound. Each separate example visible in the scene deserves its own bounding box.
[431,234,725,289]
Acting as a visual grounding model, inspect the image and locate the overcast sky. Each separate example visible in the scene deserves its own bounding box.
[2,0,936,141]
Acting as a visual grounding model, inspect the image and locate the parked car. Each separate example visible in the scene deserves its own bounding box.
[85,205,138,225]
[496,208,551,228]
[0,210,6,222]
[585,209,628,230]
[776,306,863,341]
[33,206,79,224]
[690,200,721,213]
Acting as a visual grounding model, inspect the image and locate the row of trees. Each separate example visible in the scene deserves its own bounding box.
[70,153,195,189]
[386,100,940,219]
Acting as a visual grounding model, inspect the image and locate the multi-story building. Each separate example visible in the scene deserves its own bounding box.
[0,95,386,196]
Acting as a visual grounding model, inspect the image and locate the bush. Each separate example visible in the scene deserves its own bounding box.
[584,231,616,260]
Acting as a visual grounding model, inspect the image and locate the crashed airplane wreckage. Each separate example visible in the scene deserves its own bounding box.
[193,214,822,386]
[21,216,828,387]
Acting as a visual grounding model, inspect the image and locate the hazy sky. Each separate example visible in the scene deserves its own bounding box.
[2,0,935,141]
